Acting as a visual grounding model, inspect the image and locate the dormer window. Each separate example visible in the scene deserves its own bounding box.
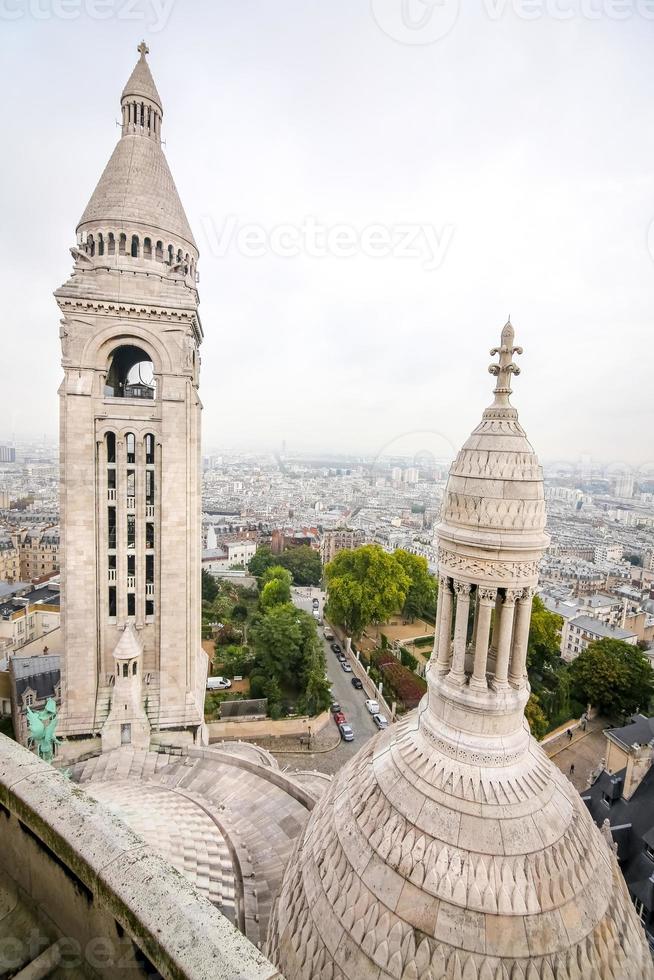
[602,792,613,807]
[645,844,654,862]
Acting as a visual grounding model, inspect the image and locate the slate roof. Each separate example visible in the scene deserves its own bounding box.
[584,759,654,942]
[568,615,637,641]
[11,654,61,701]
[606,714,654,750]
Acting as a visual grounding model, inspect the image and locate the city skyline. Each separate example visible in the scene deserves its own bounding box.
[1,4,653,461]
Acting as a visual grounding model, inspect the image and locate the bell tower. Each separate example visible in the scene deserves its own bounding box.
[55,43,207,751]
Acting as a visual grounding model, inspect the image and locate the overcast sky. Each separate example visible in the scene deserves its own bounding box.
[1,0,653,470]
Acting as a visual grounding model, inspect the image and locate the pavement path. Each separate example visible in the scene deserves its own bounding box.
[544,716,607,791]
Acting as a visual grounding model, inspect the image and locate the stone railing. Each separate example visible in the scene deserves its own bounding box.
[0,735,281,980]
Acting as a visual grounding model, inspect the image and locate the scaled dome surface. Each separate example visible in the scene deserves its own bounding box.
[267,323,654,980]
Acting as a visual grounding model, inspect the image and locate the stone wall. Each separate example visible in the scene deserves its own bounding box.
[0,735,280,979]
[207,709,330,741]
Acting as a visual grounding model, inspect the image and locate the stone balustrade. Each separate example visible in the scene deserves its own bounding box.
[0,735,280,980]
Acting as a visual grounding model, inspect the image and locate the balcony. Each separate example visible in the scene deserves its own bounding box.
[108,568,116,583]
[127,576,136,589]
[107,488,117,502]
[126,496,136,511]
[146,505,155,519]
[146,583,155,598]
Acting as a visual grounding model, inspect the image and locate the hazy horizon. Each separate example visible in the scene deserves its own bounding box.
[1,2,653,466]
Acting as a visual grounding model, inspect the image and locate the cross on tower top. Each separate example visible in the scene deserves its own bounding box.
[488,319,523,406]
[137,40,149,58]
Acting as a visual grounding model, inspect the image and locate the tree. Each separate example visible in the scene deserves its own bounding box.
[525,597,568,731]
[250,604,330,716]
[251,603,304,688]
[262,565,293,588]
[526,596,563,671]
[569,639,654,718]
[232,604,249,623]
[325,545,411,638]
[260,577,291,610]
[259,566,293,610]
[248,546,276,579]
[201,568,218,603]
[394,550,437,622]
[525,693,548,741]
[277,545,322,586]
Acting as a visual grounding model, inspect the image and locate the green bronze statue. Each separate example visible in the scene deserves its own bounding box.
[26,697,61,763]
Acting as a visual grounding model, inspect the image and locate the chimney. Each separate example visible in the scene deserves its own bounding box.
[623,740,654,801]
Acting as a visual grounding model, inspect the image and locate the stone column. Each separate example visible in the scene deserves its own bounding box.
[469,587,496,690]
[492,590,520,689]
[435,577,454,674]
[447,582,471,686]
[428,580,444,674]
[509,588,534,688]
[489,591,503,658]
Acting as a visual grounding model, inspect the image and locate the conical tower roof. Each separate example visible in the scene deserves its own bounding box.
[112,624,143,661]
[121,41,162,110]
[77,42,196,252]
[266,321,654,980]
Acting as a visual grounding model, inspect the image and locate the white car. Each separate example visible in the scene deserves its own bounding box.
[341,661,352,673]
[373,714,389,729]
[365,699,380,714]
[207,676,231,690]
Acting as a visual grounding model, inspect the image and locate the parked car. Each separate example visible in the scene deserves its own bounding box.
[372,714,389,729]
[339,723,354,742]
[341,662,352,673]
[207,676,231,690]
[323,628,335,641]
[333,711,346,726]
[331,643,342,654]
[330,702,341,714]
[351,677,363,690]
[312,597,319,608]
[337,653,346,663]
[365,699,380,714]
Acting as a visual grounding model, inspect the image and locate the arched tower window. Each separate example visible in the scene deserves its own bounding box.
[88,234,95,257]
[132,661,137,675]
[98,234,104,256]
[145,434,155,465]
[126,433,136,464]
[106,431,116,463]
[155,241,163,260]
[105,346,156,399]
[143,237,152,258]
[119,234,126,256]
[131,235,140,258]
[168,244,174,264]
[108,233,115,255]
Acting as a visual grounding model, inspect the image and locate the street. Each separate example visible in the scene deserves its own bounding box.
[289,587,379,773]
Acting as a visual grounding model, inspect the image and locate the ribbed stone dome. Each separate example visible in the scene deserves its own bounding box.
[266,321,654,980]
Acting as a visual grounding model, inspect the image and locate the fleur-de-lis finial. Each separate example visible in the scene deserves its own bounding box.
[488,318,523,406]
[137,40,149,58]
